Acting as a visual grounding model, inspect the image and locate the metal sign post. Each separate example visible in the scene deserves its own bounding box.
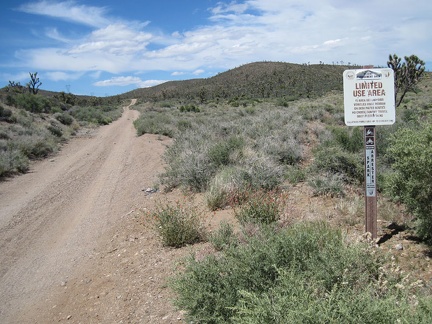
[343,68,395,239]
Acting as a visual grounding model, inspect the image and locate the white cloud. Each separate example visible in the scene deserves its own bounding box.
[10,0,432,82]
[44,71,84,81]
[18,0,110,27]
[45,28,72,43]
[193,69,205,75]
[93,76,168,88]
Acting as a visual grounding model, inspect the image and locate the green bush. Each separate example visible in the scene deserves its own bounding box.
[312,145,363,184]
[179,104,200,112]
[208,136,244,167]
[14,94,52,113]
[308,173,345,197]
[0,146,29,177]
[133,111,175,137]
[206,166,251,211]
[47,125,63,137]
[384,124,432,241]
[70,105,121,125]
[209,221,238,251]
[55,112,74,125]
[171,222,414,323]
[329,126,363,153]
[0,105,13,122]
[232,273,420,323]
[234,190,284,225]
[147,201,206,248]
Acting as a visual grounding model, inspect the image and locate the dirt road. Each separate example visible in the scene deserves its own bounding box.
[0,99,188,323]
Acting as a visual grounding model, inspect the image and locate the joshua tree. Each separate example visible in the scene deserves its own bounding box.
[387,54,425,107]
[27,72,42,94]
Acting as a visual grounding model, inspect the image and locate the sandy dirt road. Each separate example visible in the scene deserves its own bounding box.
[0,99,189,323]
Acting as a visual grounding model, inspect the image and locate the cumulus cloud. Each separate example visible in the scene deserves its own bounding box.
[10,0,432,83]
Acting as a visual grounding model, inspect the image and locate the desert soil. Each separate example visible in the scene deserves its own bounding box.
[1,99,431,323]
[0,99,196,323]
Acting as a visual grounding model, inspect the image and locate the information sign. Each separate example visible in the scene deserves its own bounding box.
[343,68,395,126]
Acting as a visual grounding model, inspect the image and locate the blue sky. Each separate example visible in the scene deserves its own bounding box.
[1,0,431,97]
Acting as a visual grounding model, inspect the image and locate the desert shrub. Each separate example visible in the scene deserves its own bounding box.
[47,125,63,137]
[158,102,305,192]
[147,201,206,248]
[329,126,363,153]
[161,135,213,191]
[0,105,13,122]
[234,190,284,225]
[207,136,244,167]
[179,104,200,112]
[14,94,52,113]
[231,273,417,324]
[308,172,345,197]
[0,146,29,176]
[206,166,251,211]
[311,145,363,184]
[54,112,74,125]
[70,105,121,125]
[285,165,306,184]
[133,111,175,137]
[209,221,238,251]
[384,124,432,242]
[171,222,404,323]
[258,134,303,165]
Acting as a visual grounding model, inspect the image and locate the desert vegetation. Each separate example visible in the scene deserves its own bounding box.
[132,60,432,322]
[2,60,431,322]
[0,74,124,177]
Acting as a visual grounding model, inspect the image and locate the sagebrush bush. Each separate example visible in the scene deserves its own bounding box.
[0,146,29,177]
[205,166,251,211]
[134,111,175,137]
[54,112,74,125]
[154,102,306,192]
[147,201,206,248]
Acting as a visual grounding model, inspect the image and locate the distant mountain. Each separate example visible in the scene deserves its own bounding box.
[119,62,356,102]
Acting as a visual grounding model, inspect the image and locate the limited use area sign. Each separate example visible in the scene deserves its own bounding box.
[343,68,395,126]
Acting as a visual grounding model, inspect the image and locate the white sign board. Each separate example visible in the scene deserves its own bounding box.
[343,68,395,126]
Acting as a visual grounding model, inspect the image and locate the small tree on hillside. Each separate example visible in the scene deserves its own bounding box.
[27,72,42,95]
[387,54,425,107]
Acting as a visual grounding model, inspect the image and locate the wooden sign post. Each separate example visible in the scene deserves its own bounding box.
[364,126,377,238]
[343,68,395,239]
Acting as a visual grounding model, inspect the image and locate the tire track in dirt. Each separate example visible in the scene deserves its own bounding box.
[0,99,170,323]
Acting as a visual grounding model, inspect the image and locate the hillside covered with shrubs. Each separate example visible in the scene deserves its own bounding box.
[131,62,432,322]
